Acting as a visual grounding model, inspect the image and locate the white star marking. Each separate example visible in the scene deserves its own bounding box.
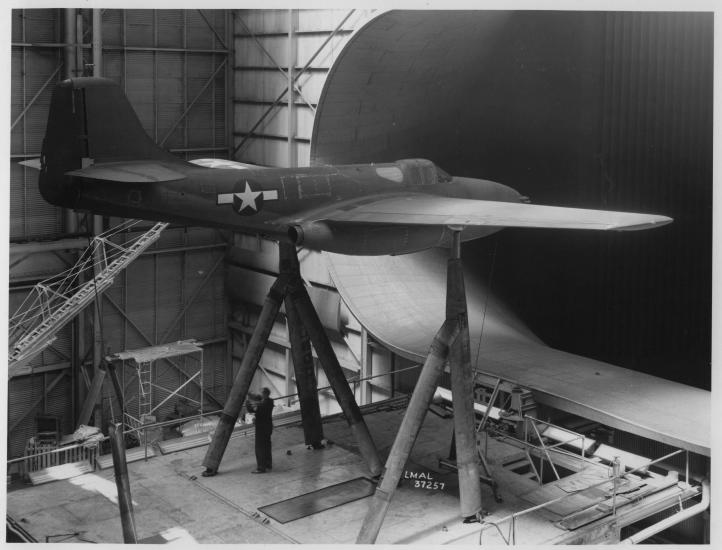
[217,185,278,213]
[235,181,262,211]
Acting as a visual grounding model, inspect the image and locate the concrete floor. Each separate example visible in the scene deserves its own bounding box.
[6,403,684,544]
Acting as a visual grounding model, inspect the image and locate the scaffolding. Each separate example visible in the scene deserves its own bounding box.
[105,340,205,436]
[8,220,169,377]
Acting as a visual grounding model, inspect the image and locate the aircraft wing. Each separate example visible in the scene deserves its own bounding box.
[310,194,672,231]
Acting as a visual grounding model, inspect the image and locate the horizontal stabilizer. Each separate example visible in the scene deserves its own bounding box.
[18,158,42,170]
[313,195,672,231]
[66,162,186,183]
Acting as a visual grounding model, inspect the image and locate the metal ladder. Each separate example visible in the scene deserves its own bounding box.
[137,361,153,419]
[9,222,169,376]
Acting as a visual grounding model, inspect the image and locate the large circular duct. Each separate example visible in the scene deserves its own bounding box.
[313,10,712,391]
[312,10,711,455]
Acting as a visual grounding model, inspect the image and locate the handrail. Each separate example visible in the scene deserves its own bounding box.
[479,449,686,545]
[621,478,709,544]
[8,439,105,465]
[489,425,606,472]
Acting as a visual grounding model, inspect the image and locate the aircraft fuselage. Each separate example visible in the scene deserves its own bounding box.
[58,159,521,253]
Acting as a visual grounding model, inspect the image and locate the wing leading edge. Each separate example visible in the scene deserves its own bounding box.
[313,194,672,231]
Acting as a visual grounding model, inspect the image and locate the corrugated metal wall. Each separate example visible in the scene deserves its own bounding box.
[101,9,229,160]
[232,9,372,167]
[10,9,65,240]
[482,12,713,390]
[9,9,232,459]
[10,9,73,456]
[587,12,712,385]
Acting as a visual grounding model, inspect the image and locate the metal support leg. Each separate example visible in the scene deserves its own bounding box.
[289,283,383,476]
[279,243,324,448]
[109,423,138,543]
[103,360,125,427]
[447,230,483,519]
[285,296,324,447]
[77,366,106,428]
[202,274,291,475]
[357,320,460,544]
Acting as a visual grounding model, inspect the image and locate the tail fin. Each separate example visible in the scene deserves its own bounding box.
[39,77,179,206]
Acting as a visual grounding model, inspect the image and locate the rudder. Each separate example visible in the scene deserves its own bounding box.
[39,77,180,207]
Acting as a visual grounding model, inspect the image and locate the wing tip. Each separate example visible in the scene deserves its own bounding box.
[615,215,674,231]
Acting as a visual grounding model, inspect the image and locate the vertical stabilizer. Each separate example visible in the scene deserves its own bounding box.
[39,77,181,207]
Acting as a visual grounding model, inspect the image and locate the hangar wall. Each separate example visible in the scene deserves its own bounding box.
[8,8,382,459]
[231,9,372,167]
[9,9,232,458]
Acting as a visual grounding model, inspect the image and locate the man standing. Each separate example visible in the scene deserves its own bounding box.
[249,387,274,473]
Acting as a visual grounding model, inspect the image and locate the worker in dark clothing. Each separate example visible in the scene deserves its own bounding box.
[248,387,274,473]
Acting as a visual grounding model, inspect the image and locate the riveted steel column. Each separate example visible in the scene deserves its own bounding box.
[289,283,382,476]
[109,423,138,543]
[92,9,102,76]
[91,9,106,429]
[202,274,290,474]
[63,9,78,235]
[279,244,324,447]
[357,319,460,544]
[447,230,482,519]
[64,9,77,79]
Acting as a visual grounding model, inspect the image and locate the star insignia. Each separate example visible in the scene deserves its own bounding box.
[234,181,262,213]
[217,183,278,216]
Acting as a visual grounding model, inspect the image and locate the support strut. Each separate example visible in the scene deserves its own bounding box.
[357,319,461,544]
[280,244,324,448]
[202,274,290,475]
[109,423,138,543]
[447,231,483,520]
[203,243,380,476]
[356,228,482,543]
[288,282,383,476]
[103,359,125,428]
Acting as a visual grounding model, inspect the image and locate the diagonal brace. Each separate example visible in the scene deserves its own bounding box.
[287,279,382,476]
[202,273,292,474]
[232,9,355,158]
[159,60,227,147]
[357,319,461,543]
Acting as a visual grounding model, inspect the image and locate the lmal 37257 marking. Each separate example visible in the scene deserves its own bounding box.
[403,470,445,491]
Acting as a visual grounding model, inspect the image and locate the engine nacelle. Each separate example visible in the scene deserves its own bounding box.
[288,221,448,256]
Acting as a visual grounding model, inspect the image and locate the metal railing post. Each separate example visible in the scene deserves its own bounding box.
[612,456,620,515]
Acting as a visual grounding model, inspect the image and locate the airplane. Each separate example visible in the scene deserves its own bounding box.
[28,76,681,543]
[35,77,671,256]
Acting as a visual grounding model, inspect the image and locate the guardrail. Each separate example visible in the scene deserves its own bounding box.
[11,440,101,477]
[477,449,687,545]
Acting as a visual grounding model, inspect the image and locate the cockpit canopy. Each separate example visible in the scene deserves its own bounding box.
[375,158,452,185]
